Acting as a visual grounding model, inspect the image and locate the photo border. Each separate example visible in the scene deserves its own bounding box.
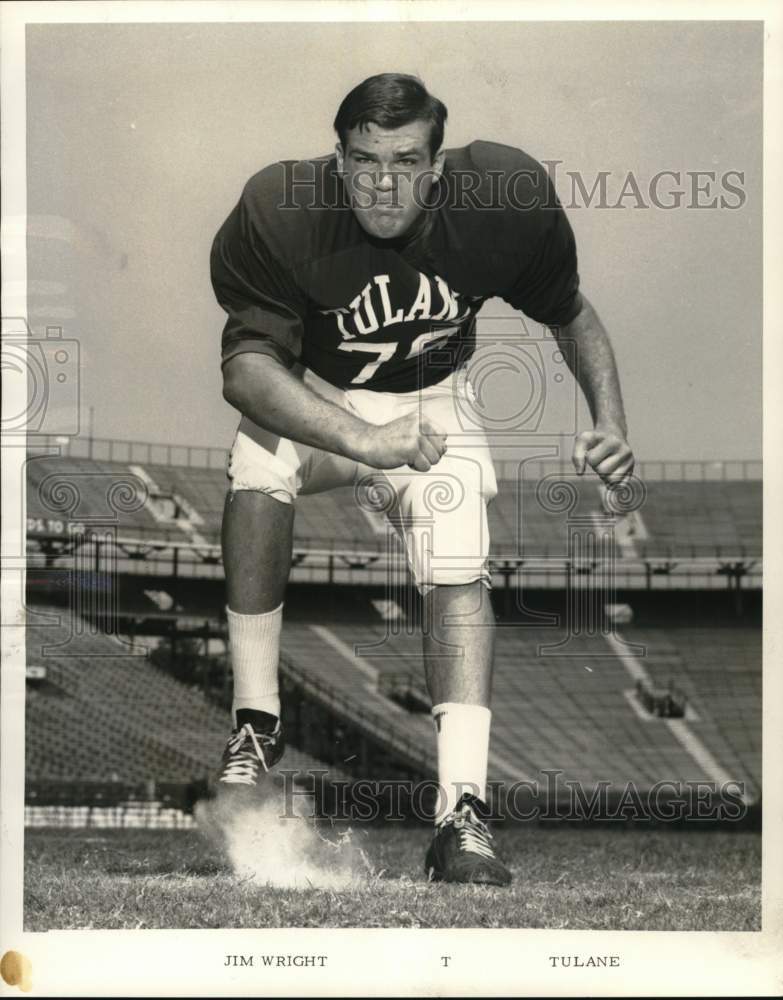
[1,1,781,995]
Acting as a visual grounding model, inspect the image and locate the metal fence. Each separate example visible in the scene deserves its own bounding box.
[25,802,197,829]
[25,782,199,828]
[30,435,229,470]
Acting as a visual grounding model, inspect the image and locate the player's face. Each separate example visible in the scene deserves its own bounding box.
[336,120,444,240]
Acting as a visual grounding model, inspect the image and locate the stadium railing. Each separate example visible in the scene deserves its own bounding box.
[25,780,201,829]
[29,435,230,470]
[279,652,434,779]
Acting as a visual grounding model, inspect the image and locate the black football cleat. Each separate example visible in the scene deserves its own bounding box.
[425,792,512,886]
[218,711,285,788]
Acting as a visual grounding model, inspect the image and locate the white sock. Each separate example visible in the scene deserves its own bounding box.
[226,603,282,725]
[431,701,491,824]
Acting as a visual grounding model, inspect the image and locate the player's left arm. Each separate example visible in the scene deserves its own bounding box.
[553,294,635,484]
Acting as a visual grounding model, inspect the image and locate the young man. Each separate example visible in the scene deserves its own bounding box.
[210,73,634,886]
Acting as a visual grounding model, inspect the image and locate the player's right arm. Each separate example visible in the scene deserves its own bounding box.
[222,352,447,473]
[214,168,446,473]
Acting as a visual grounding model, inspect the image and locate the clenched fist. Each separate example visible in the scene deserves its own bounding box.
[573,427,634,484]
[361,411,448,472]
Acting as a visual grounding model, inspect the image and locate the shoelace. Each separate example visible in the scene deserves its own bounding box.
[220,723,273,784]
[452,810,497,860]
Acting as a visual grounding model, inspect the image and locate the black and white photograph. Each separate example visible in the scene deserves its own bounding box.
[1,1,780,996]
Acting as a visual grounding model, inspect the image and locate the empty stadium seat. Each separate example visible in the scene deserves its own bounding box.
[635,481,762,557]
[281,594,761,796]
[26,455,762,560]
[25,605,337,784]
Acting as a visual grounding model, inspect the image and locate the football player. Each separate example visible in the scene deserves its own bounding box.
[210,73,634,886]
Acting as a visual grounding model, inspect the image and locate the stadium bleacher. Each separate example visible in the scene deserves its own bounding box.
[635,481,762,557]
[144,463,228,536]
[281,595,761,798]
[27,455,173,540]
[625,625,761,796]
[25,605,336,785]
[23,446,763,820]
[25,595,761,802]
[27,453,763,558]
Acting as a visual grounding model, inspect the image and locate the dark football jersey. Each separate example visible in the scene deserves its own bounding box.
[211,140,581,392]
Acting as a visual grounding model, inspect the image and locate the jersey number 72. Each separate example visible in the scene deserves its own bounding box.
[339,327,459,385]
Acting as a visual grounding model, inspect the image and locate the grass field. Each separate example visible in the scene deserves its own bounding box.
[25,820,761,931]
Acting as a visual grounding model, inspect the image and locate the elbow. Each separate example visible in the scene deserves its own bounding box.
[221,352,282,412]
[222,373,237,407]
[222,365,246,410]
[554,293,588,336]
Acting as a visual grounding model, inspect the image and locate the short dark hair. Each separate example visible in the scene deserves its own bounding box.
[333,73,447,157]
